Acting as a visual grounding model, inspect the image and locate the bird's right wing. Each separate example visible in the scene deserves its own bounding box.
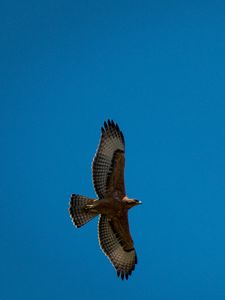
[92,120,125,199]
[98,214,137,280]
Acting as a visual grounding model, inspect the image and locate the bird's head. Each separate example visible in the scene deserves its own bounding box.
[122,196,142,209]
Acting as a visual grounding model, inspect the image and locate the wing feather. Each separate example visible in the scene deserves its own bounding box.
[92,120,125,198]
[98,215,137,280]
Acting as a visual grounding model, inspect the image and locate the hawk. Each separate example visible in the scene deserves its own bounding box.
[69,120,141,280]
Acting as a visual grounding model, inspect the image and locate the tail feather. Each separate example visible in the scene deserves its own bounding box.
[69,194,97,228]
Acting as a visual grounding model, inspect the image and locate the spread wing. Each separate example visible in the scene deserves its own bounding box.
[98,214,137,280]
[92,120,125,199]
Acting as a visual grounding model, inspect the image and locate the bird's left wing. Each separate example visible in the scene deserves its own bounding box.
[98,214,137,280]
[92,120,125,199]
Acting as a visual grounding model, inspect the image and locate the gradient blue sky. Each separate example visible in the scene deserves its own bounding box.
[1,0,225,299]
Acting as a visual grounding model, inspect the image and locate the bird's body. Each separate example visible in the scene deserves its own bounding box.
[86,195,136,216]
[69,120,141,280]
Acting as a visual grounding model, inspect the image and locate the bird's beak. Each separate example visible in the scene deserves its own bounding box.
[135,200,142,205]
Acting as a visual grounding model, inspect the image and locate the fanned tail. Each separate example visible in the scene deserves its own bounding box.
[69,194,97,228]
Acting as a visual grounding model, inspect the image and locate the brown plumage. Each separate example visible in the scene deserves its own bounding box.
[69,120,141,280]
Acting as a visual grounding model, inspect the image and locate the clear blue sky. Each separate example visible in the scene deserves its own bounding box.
[1,0,225,299]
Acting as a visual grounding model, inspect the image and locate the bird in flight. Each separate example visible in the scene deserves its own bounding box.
[69,120,141,280]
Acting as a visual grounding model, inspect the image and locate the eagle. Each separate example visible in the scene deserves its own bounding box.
[69,120,141,280]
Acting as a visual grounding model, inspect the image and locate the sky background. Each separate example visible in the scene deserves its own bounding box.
[1,0,225,299]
